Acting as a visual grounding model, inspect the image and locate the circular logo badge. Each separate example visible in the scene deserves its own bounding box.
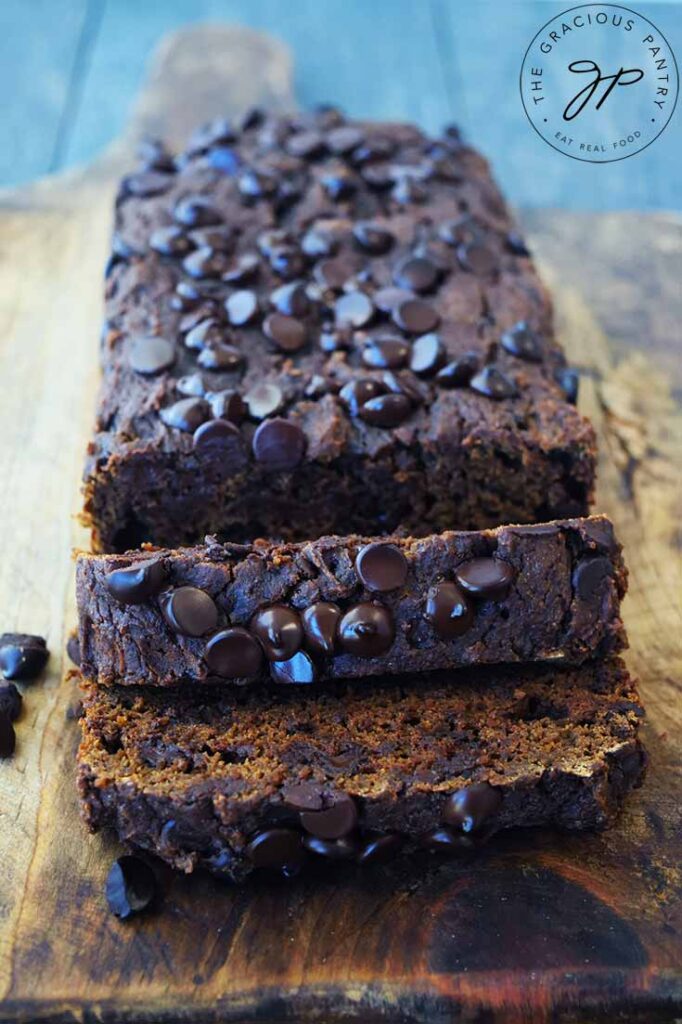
[520,4,678,162]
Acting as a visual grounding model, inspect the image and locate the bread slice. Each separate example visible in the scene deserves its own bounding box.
[77,657,645,881]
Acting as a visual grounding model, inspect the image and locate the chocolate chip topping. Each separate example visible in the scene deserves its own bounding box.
[456,241,497,275]
[0,633,48,683]
[500,322,542,362]
[223,252,260,285]
[327,125,365,154]
[182,247,232,280]
[455,558,515,600]
[105,856,156,920]
[373,286,414,313]
[469,366,518,400]
[192,418,242,451]
[555,367,579,404]
[270,281,310,318]
[337,602,395,658]
[246,828,304,873]
[105,557,167,605]
[442,782,502,831]
[361,336,410,370]
[339,378,385,416]
[250,605,303,661]
[160,586,219,637]
[225,289,259,326]
[409,332,445,376]
[206,389,246,423]
[421,826,473,851]
[393,256,439,293]
[270,650,317,685]
[356,833,404,865]
[573,557,612,601]
[392,298,440,334]
[436,352,480,388]
[0,682,22,721]
[353,222,394,254]
[160,398,210,432]
[300,793,358,839]
[424,581,474,638]
[197,342,243,372]
[252,418,306,471]
[301,602,341,656]
[204,627,264,678]
[358,393,412,428]
[335,291,374,328]
[149,226,191,257]
[263,313,307,352]
[245,382,284,420]
[129,336,175,376]
[174,195,223,228]
[356,542,408,592]
[303,835,359,860]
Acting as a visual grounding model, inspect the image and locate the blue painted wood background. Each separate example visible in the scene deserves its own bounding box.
[1,0,680,209]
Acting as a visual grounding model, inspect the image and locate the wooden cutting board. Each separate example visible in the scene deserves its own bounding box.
[0,25,680,1024]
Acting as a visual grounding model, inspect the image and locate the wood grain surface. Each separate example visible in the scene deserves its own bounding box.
[0,25,680,1024]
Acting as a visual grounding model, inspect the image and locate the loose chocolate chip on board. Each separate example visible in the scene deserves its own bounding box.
[0,682,21,721]
[129,336,175,376]
[469,365,518,400]
[409,332,445,376]
[455,558,515,600]
[500,322,543,362]
[192,418,242,451]
[246,828,305,873]
[337,603,395,658]
[245,383,284,420]
[225,289,259,326]
[160,587,219,637]
[270,650,317,685]
[204,628,264,678]
[303,835,359,860]
[302,602,341,656]
[356,543,408,592]
[250,606,303,662]
[0,716,16,758]
[573,557,612,601]
[252,419,306,471]
[160,398,210,432]
[0,634,49,681]
[263,313,307,353]
[392,299,440,334]
[300,793,358,840]
[105,856,156,920]
[356,832,404,865]
[435,352,480,388]
[358,393,412,428]
[443,782,502,832]
[424,581,474,639]
[105,557,167,605]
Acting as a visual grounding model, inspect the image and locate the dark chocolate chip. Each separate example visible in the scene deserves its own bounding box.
[188,227,234,251]
[353,222,394,255]
[351,135,395,164]
[0,715,16,758]
[391,177,428,205]
[424,581,474,638]
[361,162,394,190]
[442,782,502,832]
[469,366,517,400]
[456,241,497,275]
[319,327,353,353]
[184,318,224,350]
[339,378,386,417]
[192,418,242,450]
[282,781,323,811]
[393,256,439,294]
[171,280,202,310]
[270,650,317,685]
[438,215,480,247]
[301,226,338,259]
[269,246,306,280]
[381,370,424,405]
[303,835,359,860]
[205,144,240,174]
[0,683,22,722]
[245,382,283,420]
[105,557,167,605]
[358,393,412,428]
[435,352,480,388]
[205,628,264,678]
[105,856,156,920]
[182,247,231,279]
[582,519,616,553]
[160,586,219,637]
[335,291,374,329]
[392,299,440,334]
[500,322,542,362]
[66,633,81,667]
[187,117,236,152]
[506,231,531,256]
[573,557,612,601]
[409,332,445,376]
[245,828,305,873]
[149,226,191,257]
[206,389,246,423]
[160,398,210,431]
[263,313,307,352]
[238,168,278,200]
[225,289,259,326]
[302,602,341,656]
[327,126,365,154]
[123,171,174,197]
[356,832,404,865]
[286,130,326,159]
[177,372,206,397]
[174,196,223,228]
[555,367,579,405]
[337,602,395,658]
[300,793,358,839]
[356,543,408,592]
[222,253,260,285]
[421,827,475,851]
[270,282,310,318]
[455,558,515,600]
[250,606,303,662]
[240,107,265,131]
[313,255,361,292]
[129,336,175,376]
[197,343,243,371]
[136,137,175,171]
[373,286,414,314]
[361,336,410,370]
[252,419,306,471]
[321,168,357,201]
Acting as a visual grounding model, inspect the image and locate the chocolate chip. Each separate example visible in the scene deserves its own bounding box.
[339,378,386,416]
[245,383,284,420]
[302,602,341,656]
[358,393,412,428]
[435,352,480,388]
[137,137,175,171]
[322,168,356,201]
[457,242,497,275]
[455,558,515,600]
[335,291,374,328]
[270,650,317,685]
[193,418,242,450]
[105,856,156,920]
[469,366,517,400]
[373,286,414,314]
[245,828,304,873]
[177,372,206,397]
[337,603,395,658]
[424,581,474,639]
[381,370,424,405]
[171,280,202,310]
[258,229,291,256]
[409,333,445,376]
[129,336,175,376]
[301,227,338,259]
[300,793,358,839]
[391,177,428,204]
[105,557,167,605]
[361,336,410,370]
[0,716,16,758]
[238,168,278,200]
[187,117,236,152]
[282,781,323,811]
[183,247,231,279]
[314,255,361,291]
[160,398,210,431]
[184,318,224,350]
[356,832,404,865]
[188,227,234,251]
[123,171,174,197]
[555,367,579,404]
[204,628,264,678]
[271,246,307,281]
[439,215,479,246]
[356,543,408,592]
[501,322,542,362]
[573,557,611,601]
[174,196,223,228]
[250,606,303,661]
[392,299,440,334]
[225,289,259,326]
[361,162,394,190]
[206,389,246,423]
[582,519,616,553]
[353,222,394,255]
[149,226,191,257]
[197,343,243,371]
[327,126,365,154]
[303,835,359,860]
[0,683,21,721]
[352,136,395,164]
[66,633,81,667]
[286,129,326,159]
[506,231,531,256]
[252,419,306,471]
[222,253,260,285]
[263,313,307,352]
[270,282,310,318]
[393,256,439,294]
[421,827,474,851]
[319,327,352,353]
[160,586,219,637]
[443,782,502,832]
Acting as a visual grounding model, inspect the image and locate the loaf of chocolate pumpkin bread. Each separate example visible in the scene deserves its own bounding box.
[82,107,596,552]
[77,657,645,881]
[76,515,626,689]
